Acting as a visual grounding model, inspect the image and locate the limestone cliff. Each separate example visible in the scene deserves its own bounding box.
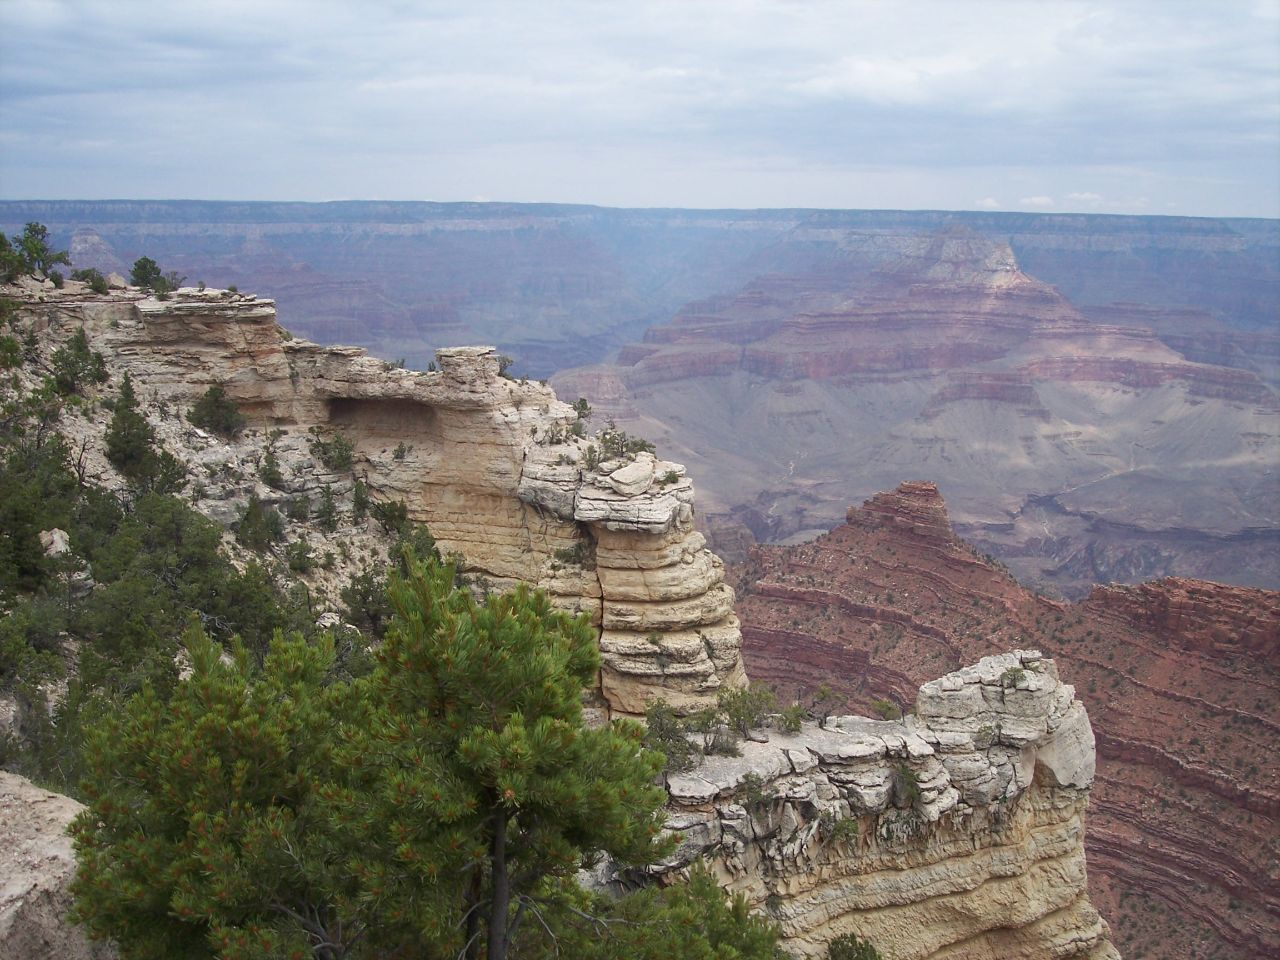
[20,284,746,716]
[650,651,1118,959]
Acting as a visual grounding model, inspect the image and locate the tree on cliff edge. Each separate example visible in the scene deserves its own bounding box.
[70,555,763,960]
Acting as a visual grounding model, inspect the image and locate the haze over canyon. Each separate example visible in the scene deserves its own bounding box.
[6,200,1274,600]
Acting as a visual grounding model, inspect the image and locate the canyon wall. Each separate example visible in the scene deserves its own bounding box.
[22,284,746,717]
[732,481,1280,959]
[653,650,1119,959]
[552,231,1279,597]
[6,281,1124,958]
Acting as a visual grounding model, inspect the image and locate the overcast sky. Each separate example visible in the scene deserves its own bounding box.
[1,0,1277,216]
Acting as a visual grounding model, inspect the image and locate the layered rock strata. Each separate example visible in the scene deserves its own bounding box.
[552,231,1280,597]
[25,286,746,716]
[733,481,1280,959]
[652,652,1119,959]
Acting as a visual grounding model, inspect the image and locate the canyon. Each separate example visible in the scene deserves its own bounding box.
[5,201,1276,597]
[554,229,1279,599]
[730,481,1279,960]
[1,280,1121,958]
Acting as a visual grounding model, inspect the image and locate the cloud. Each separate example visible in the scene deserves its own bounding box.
[0,0,1276,215]
[1065,192,1105,207]
[973,197,1001,210]
[1019,196,1056,209]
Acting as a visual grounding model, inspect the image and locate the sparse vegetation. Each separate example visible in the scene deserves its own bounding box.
[308,427,355,471]
[186,384,246,438]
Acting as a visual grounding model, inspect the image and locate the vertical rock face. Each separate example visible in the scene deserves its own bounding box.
[654,652,1119,959]
[51,287,747,716]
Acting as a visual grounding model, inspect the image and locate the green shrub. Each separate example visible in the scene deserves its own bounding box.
[1001,666,1027,688]
[309,428,354,471]
[352,478,369,522]
[258,450,285,489]
[186,385,246,438]
[828,932,885,960]
[317,483,338,532]
[718,682,777,740]
[286,540,313,573]
[892,761,921,808]
[71,268,109,295]
[236,494,283,553]
[643,698,700,776]
[50,329,107,396]
[371,498,409,535]
[777,702,806,734]
[870,698,902,720]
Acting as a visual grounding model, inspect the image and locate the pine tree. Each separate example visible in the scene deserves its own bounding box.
[70,626,357,958]
[69,555,682,960]
[335,555,670,959]
[104,373,185,493]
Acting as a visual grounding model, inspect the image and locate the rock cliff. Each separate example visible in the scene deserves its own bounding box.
[650,650,1118,958]
[18,284,746,717]
[0,772,112,959]
[9,280,1128,958]
[733,481,1279,959]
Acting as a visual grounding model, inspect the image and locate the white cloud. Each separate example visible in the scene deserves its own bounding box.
[974,197,1001,210]
[0,0,1275,214]
[1019,196,1056,209]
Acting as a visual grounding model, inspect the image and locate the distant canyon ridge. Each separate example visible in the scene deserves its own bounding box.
[2,200,1276,596]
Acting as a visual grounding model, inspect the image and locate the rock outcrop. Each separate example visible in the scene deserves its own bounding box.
[651,651,1118,959]
[22,286,746,716]
[0,772,113,959]
[733,481,1280,960]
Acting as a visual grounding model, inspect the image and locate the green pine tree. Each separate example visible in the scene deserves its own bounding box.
[104,373,185,493]
[334,555,669,959]
[69,555,687,960]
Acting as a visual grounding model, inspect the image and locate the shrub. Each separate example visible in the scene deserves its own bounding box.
[735,771,776,807]
[105,373,185,493]
[71,268,110,295]
[316,483,338,532]
[371,498,409,535]
[718,682,777,740]
[236,494,283,552]
[892,761,921,808]
[50,329,107,396]
[870,698,902,720]
[309,428,354,471]
[777,702,806,734]
[828,932,885,960]
[258,450,285,489]
[351,478,369,522]
[186,385,246,438]
[643,698,700,776]
[286,540,313,573]
[1001,666,1027,688]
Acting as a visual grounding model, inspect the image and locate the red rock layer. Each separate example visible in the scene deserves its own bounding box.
[730,482,1280,960]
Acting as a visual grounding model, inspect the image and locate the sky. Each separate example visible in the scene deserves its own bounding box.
[1,0,1278,217]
